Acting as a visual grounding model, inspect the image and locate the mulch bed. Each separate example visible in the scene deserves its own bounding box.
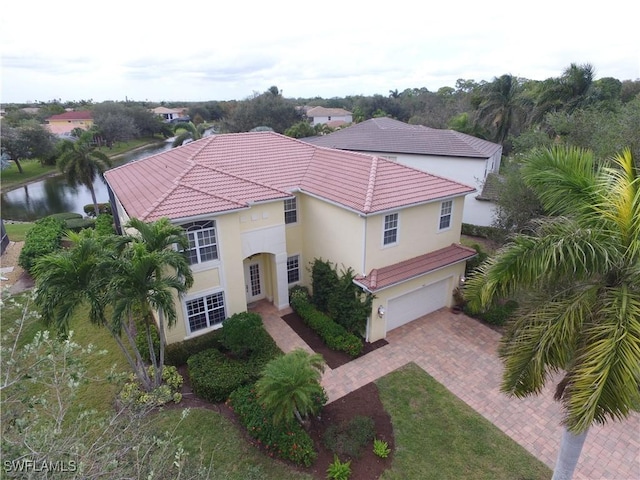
[281,312,388,369]
[174,311,395,479]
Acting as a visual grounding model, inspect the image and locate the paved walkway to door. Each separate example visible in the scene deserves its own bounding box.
[253,302,640,480]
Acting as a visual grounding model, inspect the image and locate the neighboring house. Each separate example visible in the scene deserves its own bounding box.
[306,106,353,128]
[152,106,188,122]
[104,132,476,345]
[45,110,94,136]
[304,118,503,227]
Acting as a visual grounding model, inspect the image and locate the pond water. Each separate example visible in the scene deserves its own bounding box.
[1,139,175,222]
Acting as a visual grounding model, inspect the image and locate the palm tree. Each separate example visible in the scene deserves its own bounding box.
[464,146,640,480]
[475,74,526,145]
[256,349,326,426]
[33,218,193,391]
[112,218,193,387]
[171,121,206,147]
[57,136,112,217]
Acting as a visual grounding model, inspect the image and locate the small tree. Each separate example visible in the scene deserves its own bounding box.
[255,349,326,426]
[310,258,338,313]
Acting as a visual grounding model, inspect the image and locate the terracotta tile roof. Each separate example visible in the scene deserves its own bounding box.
[46,110,93,121]
[355,244,477,292]
[304,117,502,159]
[306,106,352,117]
[104,132,475,222]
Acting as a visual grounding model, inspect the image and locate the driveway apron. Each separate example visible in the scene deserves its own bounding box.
[256,301,639,480]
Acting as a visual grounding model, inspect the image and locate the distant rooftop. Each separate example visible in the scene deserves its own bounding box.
[305,117,502,159]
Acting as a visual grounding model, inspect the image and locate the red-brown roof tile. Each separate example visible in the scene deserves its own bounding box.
[355,244,477,291]
[104,132,475,222]
[46,110,93,121]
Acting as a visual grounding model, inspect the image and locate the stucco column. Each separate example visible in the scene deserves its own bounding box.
[274,252,290,310]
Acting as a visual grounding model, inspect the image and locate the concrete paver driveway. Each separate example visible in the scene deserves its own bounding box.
[256,302,640,480]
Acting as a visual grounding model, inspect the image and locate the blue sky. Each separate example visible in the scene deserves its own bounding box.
[1,0,638,104]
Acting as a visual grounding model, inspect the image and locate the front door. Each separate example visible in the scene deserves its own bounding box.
[244,258,265,304]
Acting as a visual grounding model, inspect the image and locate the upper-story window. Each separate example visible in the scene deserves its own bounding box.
[182,220,218,265]
[383,213,399,245]
[284,198,297,224]
[439,200,453,230]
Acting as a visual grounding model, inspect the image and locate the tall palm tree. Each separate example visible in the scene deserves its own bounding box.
[256,349,326,426]
[33,218,193,391]
[171,121,206,147]
[112,218,193,387]
[464,146,640,480]
[475,73,526,145]
[57,136,112,217]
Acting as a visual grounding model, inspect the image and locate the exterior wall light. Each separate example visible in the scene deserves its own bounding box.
[377,305,386,318]
[459,275,466,286]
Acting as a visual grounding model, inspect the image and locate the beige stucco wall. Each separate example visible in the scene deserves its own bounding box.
[299,195,364,287]
[364,197,465,272]
[367,262,465,342]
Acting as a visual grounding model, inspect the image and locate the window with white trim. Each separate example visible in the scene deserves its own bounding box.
[383,213,399,245]
[287,255,300,284]
[185,291,226,333]
[182,220,218,265]
[439,200,453,230]
[284,198,297,224]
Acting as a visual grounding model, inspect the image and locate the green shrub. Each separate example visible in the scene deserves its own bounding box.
[466,299,519,326]
[187,330,281,403]
[94,214,115,235]
[219,312,268,358]
[65,217,95,232]
[83,203,112,217]
[118,365,183,408]
[373,438,391,458]
[311,258,339,312]
[18,216,65,273]
[323,415,375,459]
[461,223,500,239]
[165,329,223,366]
[228,384,317,467]
[47,212,83,221]
[135,320,160,363]
[326,455,351,480]
[290,288,363,357]
[327,267,373,335]
[464,243,489,277]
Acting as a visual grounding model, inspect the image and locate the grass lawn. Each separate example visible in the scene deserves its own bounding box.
[377,363,551,480]
[1,160,58,191]
[2,221,34,242]
[2,292,551,479]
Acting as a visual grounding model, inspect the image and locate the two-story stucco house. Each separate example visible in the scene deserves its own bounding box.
[306,106,353,128]
[45,110,94,136]
[304,117,503,227]
[104,132,476,344]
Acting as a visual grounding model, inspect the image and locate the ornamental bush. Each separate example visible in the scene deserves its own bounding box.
[219,312,269,358]
[118,365,183,409]
[228,384,317,467]
[18,216,65,273]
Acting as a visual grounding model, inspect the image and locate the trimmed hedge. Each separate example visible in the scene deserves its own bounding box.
[461,223,500,240]
[290,287,363,357]
[165,329,223,366]
[187,314,282,402]
[228,384,317,467]
[65,217,95,232]
[83,203,112,217]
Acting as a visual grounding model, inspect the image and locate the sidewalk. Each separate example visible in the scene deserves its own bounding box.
[255,301,640,480]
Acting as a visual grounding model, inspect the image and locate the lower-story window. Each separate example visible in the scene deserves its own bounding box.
[185,291,225,333]
[287,254,300,284]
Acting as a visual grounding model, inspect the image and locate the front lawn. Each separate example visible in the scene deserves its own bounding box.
[2,292,551,479]
[377,363,551,480]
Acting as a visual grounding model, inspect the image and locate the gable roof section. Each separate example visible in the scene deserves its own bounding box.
[355,244,477,292]
[305,117,501,159]
[47,110,93,122]
[104,132,475,222]
[306,106,352,117]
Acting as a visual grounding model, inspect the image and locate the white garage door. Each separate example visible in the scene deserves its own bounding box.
[386,278,450,332]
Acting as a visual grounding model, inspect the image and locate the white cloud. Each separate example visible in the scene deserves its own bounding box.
[1,0,638,103]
